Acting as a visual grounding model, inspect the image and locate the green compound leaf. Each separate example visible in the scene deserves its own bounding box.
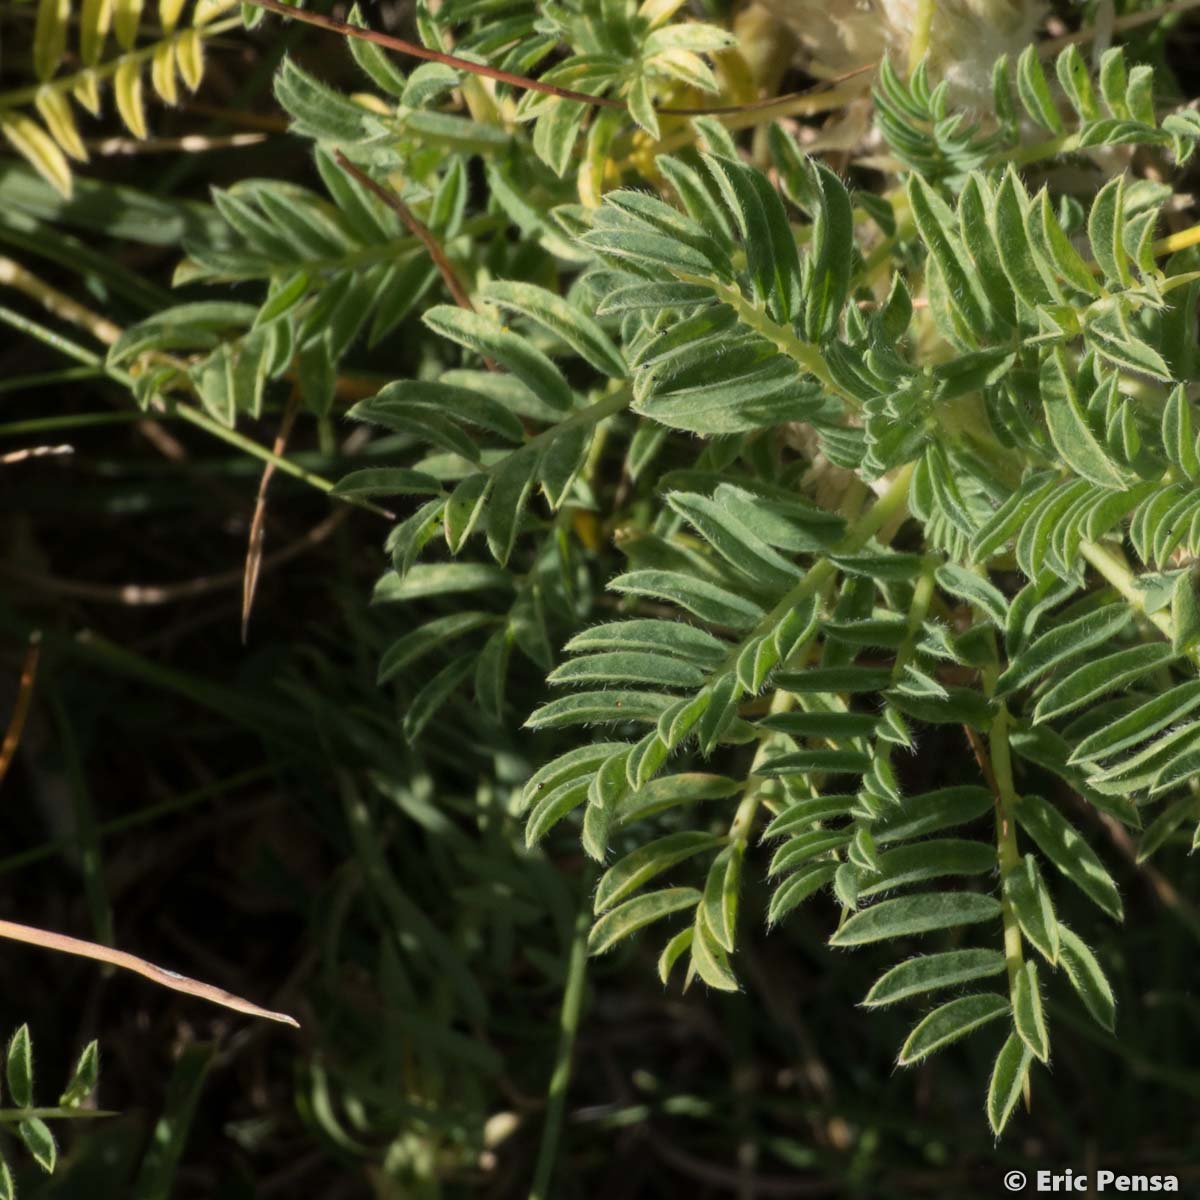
[988,1032,1034,1136]
[829,892,1002,947]
[594,832,722,914]
[996,603,1132,698]
[856,839,996,899]
[993,169,1056,306]
[667,492,802,590]
[897,993,1010,1065]
[549,651,707,690]
[1033,643,1176,723]
[1070,681,1200,765]
[907,174,991,337]
[1038,189,1102,296]
[1056,44,1100,122]
[588,887,701,955]
[767,862,838,926]
[690,909,741,991]
[804,159,854,340]
[936,563,1010,626]
[702,153,803,325]
[609,570,765,630]
[423,306,575,412]
[1088,175,1133,288]
[1058,924,1117,1031]
[1016,44,1064,133]
[1015,795,1123,920]
[1171,571,1200,655]
[1039,349,1131,489]
[59,1040,100,1108]
[863,949,1008,1006]
[1004,855,1060,964]
[1013,960,1050,1062]
[701,844,742,953]
[6,1025,32,1109]
[481,280,626,379]
[873,787,994,843]
[18,1117,56,1174]
[658,927,694,985]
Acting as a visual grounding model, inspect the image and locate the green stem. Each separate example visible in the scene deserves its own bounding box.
[892,558,936,681]
[676,274,853,403]
[730,687,799,843]
[982,677,1025,1002]
[528,884,592,1200]
[0,303,99,364]
[520,389,629,463]
[170,403,380,511]
[731,463,916,835]
[1003,131,1081,169]
[0,367,109,397]
[0,1108,118,1122]
[1080,539,1178,644]
[0,766,272,878]
[0,304,389,517]
[742,462,917,657]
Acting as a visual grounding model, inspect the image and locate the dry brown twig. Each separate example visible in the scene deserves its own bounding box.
[0,634,41,790]
[0,918,299,1027]
[243,391,301,642]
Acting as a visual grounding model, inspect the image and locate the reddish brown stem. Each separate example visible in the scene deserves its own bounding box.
[247,0,625,107]
[334,150,478,315]
[243,0,873,117]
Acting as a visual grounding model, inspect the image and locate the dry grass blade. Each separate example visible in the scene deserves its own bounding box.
[0,917,299,1026]
[243,393,300,643]
[0,634,41,790]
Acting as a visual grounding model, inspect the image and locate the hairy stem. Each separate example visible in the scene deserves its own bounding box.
[733,462,915,840]
[980,678,1029,1104]
[1080,539,1178,644]
[686,274,854,403]
[1153,222,1200,258]
[740,461,916,667]
[989,707,1024,980]
[730,687,801,843]
[893,559,936,681]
